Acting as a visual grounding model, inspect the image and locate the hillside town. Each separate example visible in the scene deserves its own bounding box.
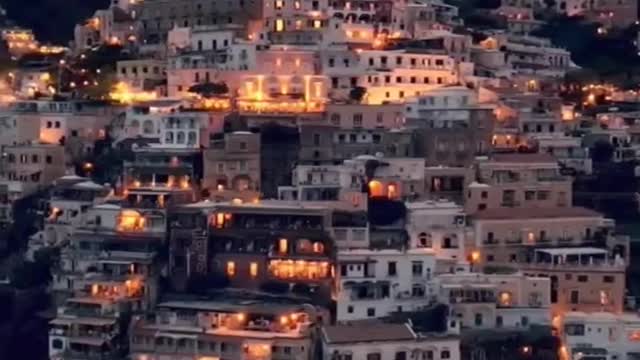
[0,0,640,359]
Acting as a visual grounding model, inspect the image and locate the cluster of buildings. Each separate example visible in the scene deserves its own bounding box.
[1,0,640,360]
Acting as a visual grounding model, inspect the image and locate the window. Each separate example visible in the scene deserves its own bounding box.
[367,353,381,360]
[475,313,483,326]
[441,350,451,359]
[46,121,52,128]
[275,0,284,9]
[367,307,375,317]
[275,18,285,32]
[46,155,52,164]
[496,316,503,327]
[525,190,535,200]
[481,191,488,199]
[412,261,423,276]
[250,262,258,277]
[537,191,550,200]
[55,121,60,128]
[240,141,247,150]
[604,276,615,283]
[52,339,63,349]
[347,305,354,313]
[570,290,579,304]
[226,261,236,277]
[353,113,363,127]
[577,275,588,282]
[387,261,397,276]
[521,316,529,327]
[313,133,321,146]
[31,154,38,163]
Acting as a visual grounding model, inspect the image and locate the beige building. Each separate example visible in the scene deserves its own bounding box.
[138,0,262,42]
[465,153,572,214]
[203,131,261,200]
[324,103,404,130]
[471,207,627,316]
[0,142,66,195]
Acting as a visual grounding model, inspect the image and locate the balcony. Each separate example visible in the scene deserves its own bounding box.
[483,238,499,245]
[505,237,523,244]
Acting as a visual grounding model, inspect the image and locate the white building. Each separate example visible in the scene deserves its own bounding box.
[406,200,469,272]
[563,312,640,360]
[436,272,551,330]
[321,322,461,360]
[336,248,437,321]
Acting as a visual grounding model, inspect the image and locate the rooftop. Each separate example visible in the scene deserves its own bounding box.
[322,322,416,344]
[474,207,602,220]
[489,153,557,164]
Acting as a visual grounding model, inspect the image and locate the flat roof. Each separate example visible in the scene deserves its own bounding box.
[474,207,601,220]
[490,153,557,163]
[322,322,416,344]
[534,247,607,256]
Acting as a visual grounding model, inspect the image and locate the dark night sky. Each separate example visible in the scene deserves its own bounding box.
[0,0,109,44]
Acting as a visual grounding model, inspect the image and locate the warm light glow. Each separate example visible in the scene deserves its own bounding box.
[499,292,512,306]
[280,315,289,326]
[368,180,384,197]
[227,261,236,277]
[387,184,397,199]
[295,58,301,67]
[312,242,324,254]
[471,251,481,262]
[313,19,322,29]
[40,73,51,82]
[110,82,157,104]
[236,313,245,322]
[117,210,145,231]
[250,262,258,277]
[279,238,288,254]
[269,260,330,280]
[275,18,285,32]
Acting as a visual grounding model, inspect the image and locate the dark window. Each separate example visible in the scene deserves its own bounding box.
[387,261,397,276]
[577,275,588,282]
[441,351,451,359]
[46,155,52,164]
[603,276,615,283]
[367,307,375,317]
[52,339,64,349]
[570,290,579,304]
[395,352,406,360]
[347,306,354,313]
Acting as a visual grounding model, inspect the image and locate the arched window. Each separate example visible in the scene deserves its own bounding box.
[176,131,186,144]
[418,232,432,248]
[165,132,174,143]
[187,131,197,145]
[142,120,154,134]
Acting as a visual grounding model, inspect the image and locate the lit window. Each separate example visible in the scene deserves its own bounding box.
[368,180,384,197]
[227,261,236,277]
[312,242,324,254]
[279,238,288,254]
[275,18,285,32]
[629,330,640,341]
[294,0,301,9]
[295,58,301,67]
[276,58,282,67]
[313,20,322,29]
[387,184,397,199]
[275,0,284,9]
[250,262,258,277]
[499,292,512,306]
[295,20,302,29]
